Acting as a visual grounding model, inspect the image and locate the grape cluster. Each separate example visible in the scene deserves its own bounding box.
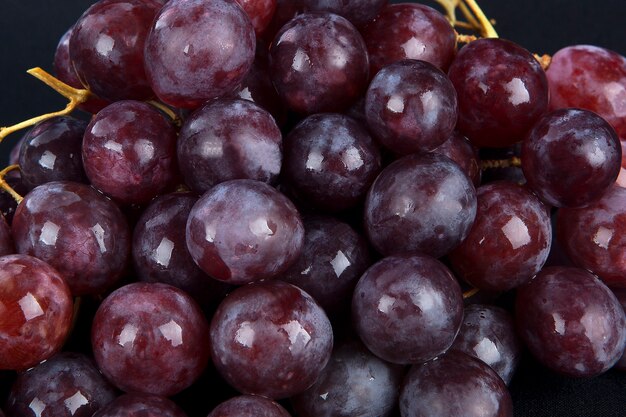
[0,1,625,417]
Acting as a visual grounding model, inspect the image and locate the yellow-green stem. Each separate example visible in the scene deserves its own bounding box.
[0,165,23,203]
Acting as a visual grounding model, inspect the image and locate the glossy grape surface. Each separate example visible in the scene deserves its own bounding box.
[207,395,291,417]
[12,181,130,296]
[291,339,403,417]
[556,185,626,287]
[210,280,333,399]
[144,0,256,108]
[70,0,160,101]
[399,350,513,417]
[448,38,549,148]
[432,131,481,187]
[5,352,117,417]
[283,113,381,212]
[364,152,477,258]
[352,254,464,364]
[82,100,178,205]
[300,0,387,27]
[516,266,626,377]
[177,99,282,193]
[186,180,304,284]
[269,12,369,114]
[280,216,370,316]
[19,117,87,189]
[132,192,228,307]
[522,108,621,207]
[612,288,626,370]
[0,254,73,370]
[92,394,188,417]
[449,181,551,291]
[361,3,457,75]
[451,304,522,385]
[365,59,458,155]
[547,45,626,138]
[91,283,211,396]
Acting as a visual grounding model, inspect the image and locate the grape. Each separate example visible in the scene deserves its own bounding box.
[361,3,457,75]
[399,350,513,417]
[0,214,14,256]
[177,99,282,193]
[132,192,229,307]
[352,254,464,365]
[207,395,291,417]
[70,0,161,101]
[92,394,188,417]
[432,131,481,187]
[451,304,523,385]
[18,116,88,189]
[448,38,549,148]
[210,280,333,399]
[91,282,211,396]
[364,152,477,258]
[291,339,404,417]
[12,181,131,296]
[556,185,626,287]
[0,254,73,370]
[144,0,256,109]
[269,12,369,114]
[612,288,626,370]
[261,0,305,43]
[365,59,458,155]
[5,352,117,417]
[283,113,381,212]
[82,100,179,205]
[186,179,304,285]
[546,45,626,138]
[280,216,370,316]
[522,108,621,208]
[299,0,387,27]
[516,266,626,377]
[234,0,277,35]
[448,181,552,292]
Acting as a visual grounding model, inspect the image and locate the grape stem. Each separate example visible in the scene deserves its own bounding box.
[147,100,182,127]
[435,0,498,38]
[481,156,522,170]
[463,288,480,299]
[0,165,23,203]
[0,68,90,142]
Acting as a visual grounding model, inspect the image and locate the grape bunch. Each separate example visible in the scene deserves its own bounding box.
[0,1,625,417]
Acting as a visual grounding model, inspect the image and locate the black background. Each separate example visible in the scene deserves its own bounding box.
[0,1,625,416]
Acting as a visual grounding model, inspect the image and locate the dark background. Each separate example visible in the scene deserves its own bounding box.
[0,1,625,416]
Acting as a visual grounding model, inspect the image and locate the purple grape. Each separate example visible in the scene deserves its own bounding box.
[70,0,161,101]
[186,179,304,285]
[361,3,457,75]
[177,99,282,193]
[82,100,179,205]
[365,59,458,155]
[280,216,370,316]
[352,254,464,365]
[18,116,88,189]
[261,0,305,43]
[612,288,626,370]
[91,282,211,396]
[0,254,73,370]
[234,0,277,35]
[144,0,255,109]
[291,339,404,417]
[556,185,626,287]
[12,181,130,296]
[93,394,188,417]
[299,0,387,27]
[0,214,14,256]
[522,108,621,208]
[5,352,117,417]
[207,395,291,417]
[400,350,513,417]
[283,113,381,212]
[547,45,626,138]
[448,38,549,148]
[432,132,481,187]
[448,181,552,292]
[132,192,229,307]
[516,266,626,377]
[364,153,477,258]
[210,280,333,399]
[451,304,523,385]
[269,12,369,114]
